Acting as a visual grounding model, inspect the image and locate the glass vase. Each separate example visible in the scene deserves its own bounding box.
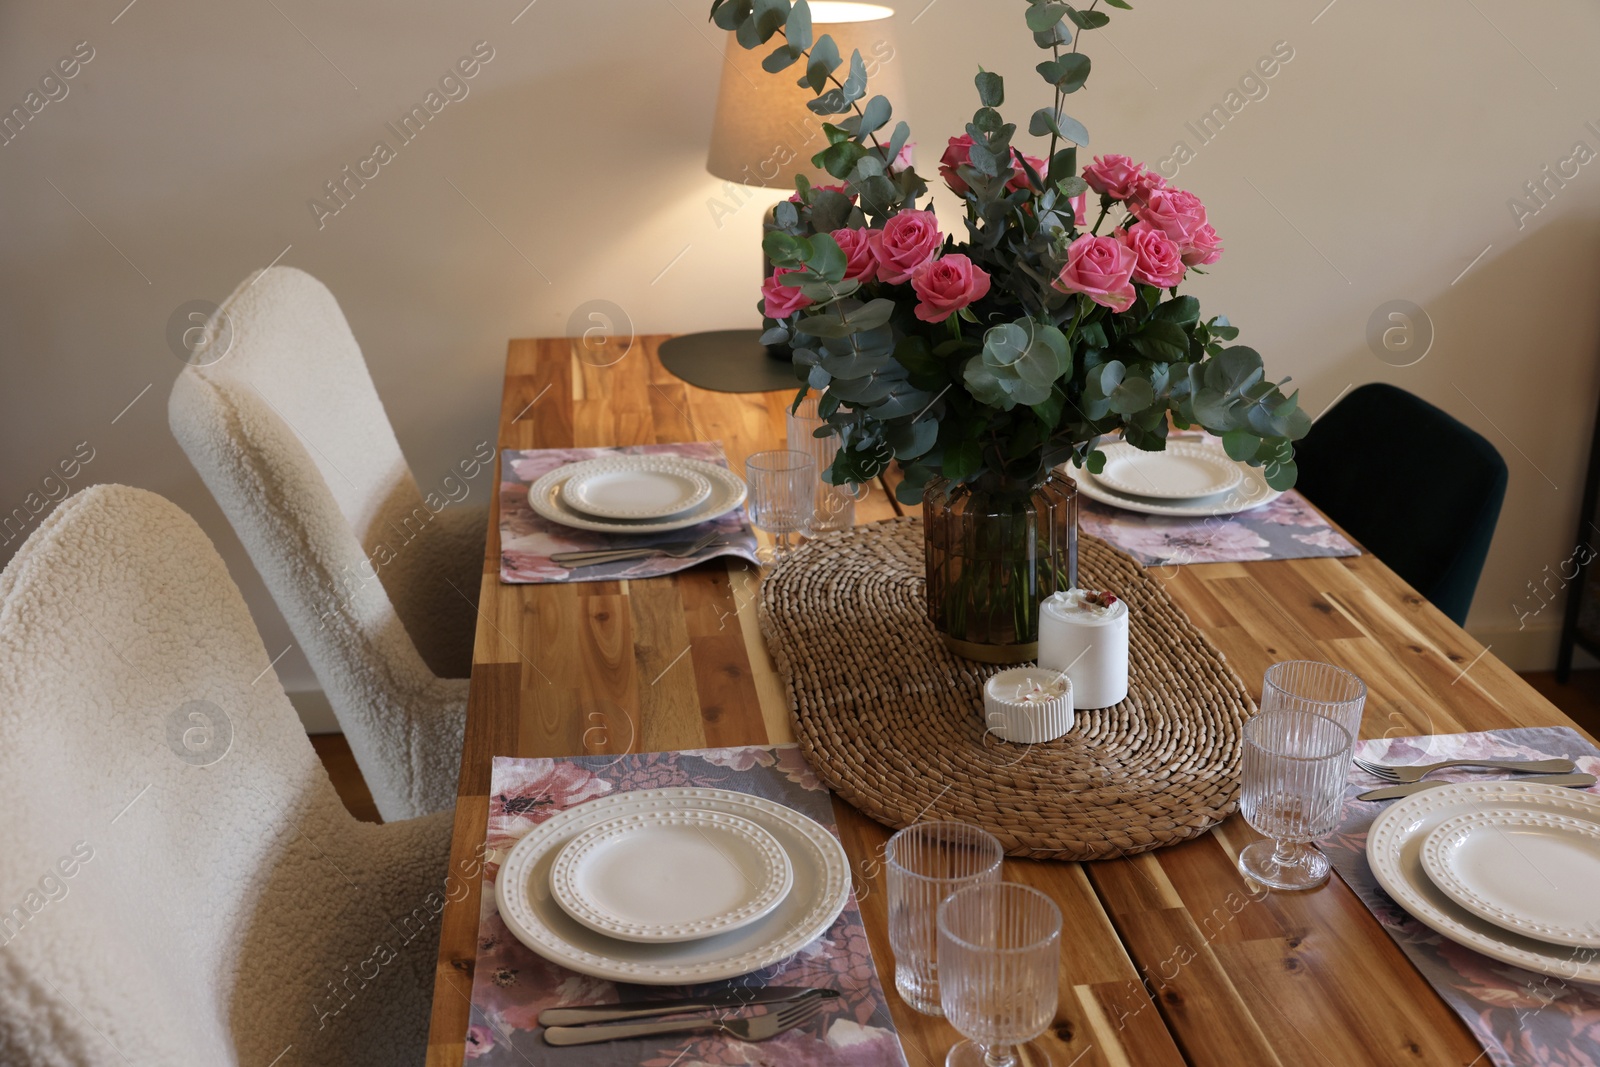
[922,469,1078,664]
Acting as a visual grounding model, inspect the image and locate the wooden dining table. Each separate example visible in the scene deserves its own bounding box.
[423,333,1590,1067]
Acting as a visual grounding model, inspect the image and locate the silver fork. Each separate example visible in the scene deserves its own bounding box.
[551,530,724,568]
[1352,755,1577,784]
[543,996,824,1046]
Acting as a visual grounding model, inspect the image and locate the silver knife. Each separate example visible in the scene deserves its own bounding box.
[1357,773,1597,802]
[538,986,836,1027]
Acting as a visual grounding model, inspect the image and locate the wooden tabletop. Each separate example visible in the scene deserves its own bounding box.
[424,334,1586,1067]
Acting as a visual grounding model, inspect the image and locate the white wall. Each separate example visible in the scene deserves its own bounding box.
[3,0,1598,705]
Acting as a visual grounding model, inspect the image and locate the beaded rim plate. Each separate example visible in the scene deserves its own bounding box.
[548,808,794,944]
[495,787,849,984]
[527,457,747,534]
[1367,781,1600,985]
[558,457,714,521]
[1090,440,1244,500]
[1073,457,1282,517]
[1419,808,1600,950]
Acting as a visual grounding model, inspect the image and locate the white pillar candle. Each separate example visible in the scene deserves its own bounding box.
[1037,589,1129,710]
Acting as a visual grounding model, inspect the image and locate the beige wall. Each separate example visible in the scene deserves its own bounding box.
[3,0,1599,708]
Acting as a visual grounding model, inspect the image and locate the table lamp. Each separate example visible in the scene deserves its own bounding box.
[659,2,902,394]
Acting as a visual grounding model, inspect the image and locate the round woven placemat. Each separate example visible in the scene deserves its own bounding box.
[758,517,1257,860]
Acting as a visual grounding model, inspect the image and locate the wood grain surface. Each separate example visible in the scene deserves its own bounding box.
[424,335,1586,1067]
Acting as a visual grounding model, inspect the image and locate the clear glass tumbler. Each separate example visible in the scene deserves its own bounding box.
[744,450,815,560]
[885,822,1004,1016]
[1238,708,1352,890]
[936,882,1062,1067]
[1261,660,1367,766]
[786,393,863,533]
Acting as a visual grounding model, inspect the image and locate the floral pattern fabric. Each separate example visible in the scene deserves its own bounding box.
[1319,727,1600,1067]
[463,745,908,1067]
[499,443,760,584]
[1077,488,1360,566]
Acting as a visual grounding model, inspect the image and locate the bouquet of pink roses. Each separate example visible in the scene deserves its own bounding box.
[714,0,1308,502]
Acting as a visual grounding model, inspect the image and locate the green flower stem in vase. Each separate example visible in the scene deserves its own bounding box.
[923,468,1078,663]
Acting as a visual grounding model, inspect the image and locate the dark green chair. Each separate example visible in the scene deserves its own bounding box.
[1292,383,1508,626]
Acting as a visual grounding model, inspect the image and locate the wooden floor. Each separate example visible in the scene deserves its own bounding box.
[309,668,1600,827]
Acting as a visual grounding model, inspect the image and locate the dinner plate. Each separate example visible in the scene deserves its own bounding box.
[495,787,850,985]
[1366,781,1600,985]
[1069,455,1283,518]
[548,808,794,944]
[1420,808,1600,950]
[1090,440,1244,500]
[527,458,748,534]
[558,457,714,521]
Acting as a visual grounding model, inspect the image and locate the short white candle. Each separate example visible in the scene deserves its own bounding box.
[1037,589,1129,710]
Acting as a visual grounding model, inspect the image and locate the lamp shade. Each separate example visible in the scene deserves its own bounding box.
[706,3,903,189]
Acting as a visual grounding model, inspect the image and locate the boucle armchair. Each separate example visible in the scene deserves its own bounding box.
[169,266,482,819]
[0,485,453,1067]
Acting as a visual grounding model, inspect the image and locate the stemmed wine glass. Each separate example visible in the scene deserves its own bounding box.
[744,450,815,560]
[1238,707,1351,890]
[936,882,1062,1067]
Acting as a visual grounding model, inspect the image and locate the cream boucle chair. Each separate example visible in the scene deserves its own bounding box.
[169,266,482,820]
[0,485,454,1067]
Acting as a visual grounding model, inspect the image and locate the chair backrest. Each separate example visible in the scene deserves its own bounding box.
[1293,382,1509,625]
[0,485,353,1064]
[169,268,466,820]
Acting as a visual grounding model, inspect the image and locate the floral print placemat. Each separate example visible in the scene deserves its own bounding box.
[1077,489,1360,567]
[462,745,908,1067]
[1320,727,1600,1067]
[499,443,760,583]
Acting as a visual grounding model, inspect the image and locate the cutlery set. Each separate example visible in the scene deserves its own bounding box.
[540,988,837,1046]
[1353,756,1592,802]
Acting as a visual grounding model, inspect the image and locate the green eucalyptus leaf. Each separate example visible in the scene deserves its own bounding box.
[773,199,800,229]
[787,0,813,49]
[1025,2,1072,32]
[807,364,832,390]
[1263,458,1298,491]
[1067,6,1111,29]
[1036,53,1090,92]
[887,418,939,460]
[1221,429,1260,462]
[853,95,891,141]
[800,34,841,92]
[943,438,984,481]
[1128,321,1188,361]
[1103,0,1133,8]
[1032,22,1072,47]
[886,120,911,167]
[963,357,1014,408]
[712,0,751,31]
[762,230,807,264]
[763,43,802,72]
[1152,295,1201,326]
[839,49,868,103]
[1028,108,1090,146]
[803,232,847,281]
[759,326,790,347]
[975,70,1004,107]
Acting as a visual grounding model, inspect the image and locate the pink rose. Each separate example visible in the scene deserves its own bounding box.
[939,135,974,195]
[1135,187,1209,252]
[890,141,916,174]
[789,182,857,204]
[1126,170,1169,211]
[1069,191,1088,226]
[910,254,991,322]
[762,267,814,319]
[1118,222,1186,289]
[1083,154,1147,199]
[1182,223,1223,266]
[872,208,943,284]
[1052,233,1138,313]
[831,226,879,283]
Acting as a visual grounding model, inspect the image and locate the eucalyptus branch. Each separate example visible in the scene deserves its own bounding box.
[776,28,889,157]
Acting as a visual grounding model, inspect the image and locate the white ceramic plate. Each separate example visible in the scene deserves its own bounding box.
[1366,781,1600,985]
[495,787,850,985]
[559,457,714,521]
[1069,454,1283,518]
[1420,808,1600,950]
[1090,440,1244,500]
[527,458,748,534]
[548,808,794,944]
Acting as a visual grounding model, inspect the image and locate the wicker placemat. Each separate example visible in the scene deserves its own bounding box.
[758,516,1257,860]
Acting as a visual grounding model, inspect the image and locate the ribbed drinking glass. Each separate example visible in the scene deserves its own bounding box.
[1261,660,1367,769]
[744,450,815,559]
[786,393,863,533]
[885,821,1004,1016]
[936,882,1062,1067]
[1238,708,1352,890]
